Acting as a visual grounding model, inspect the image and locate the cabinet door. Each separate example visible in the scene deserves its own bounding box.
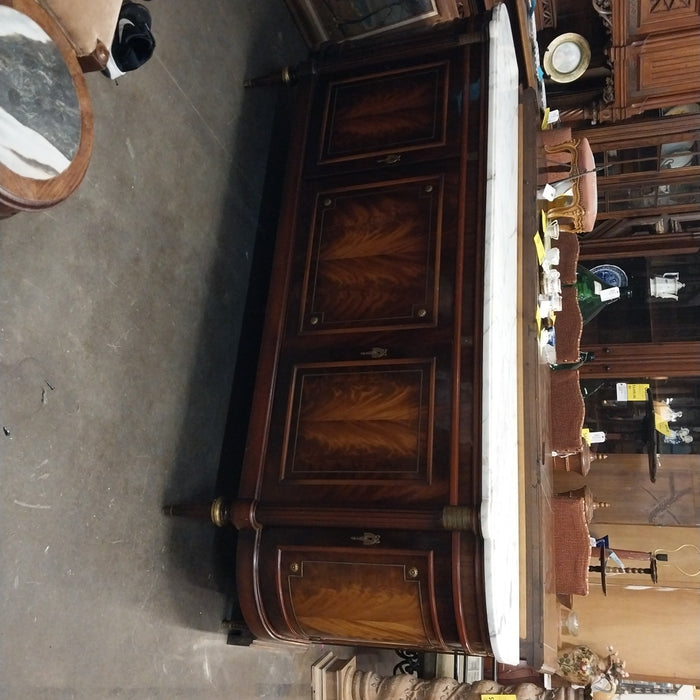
[304,49,470,176]
[617,32,700,108]
[253,164,480,508]
[279,358,437,483]
[251,526,460,649]
[258,350,471,507]
[622,0,700,38]
[296,173,451,333]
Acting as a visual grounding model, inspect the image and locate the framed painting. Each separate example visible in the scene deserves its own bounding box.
[284,0,464,48]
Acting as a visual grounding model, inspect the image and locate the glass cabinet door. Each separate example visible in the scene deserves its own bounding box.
[581,376,700,456]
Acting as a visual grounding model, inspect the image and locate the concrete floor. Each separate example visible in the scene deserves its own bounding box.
[0,1,395,696]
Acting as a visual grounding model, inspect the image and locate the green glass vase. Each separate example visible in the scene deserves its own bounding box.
[575,265,632,324]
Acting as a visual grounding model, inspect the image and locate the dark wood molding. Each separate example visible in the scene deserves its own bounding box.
[578,342,700,378]
[576,113,700,151]
[579,233,700,260]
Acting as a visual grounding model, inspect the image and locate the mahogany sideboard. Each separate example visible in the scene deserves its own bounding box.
[167,5,549,667]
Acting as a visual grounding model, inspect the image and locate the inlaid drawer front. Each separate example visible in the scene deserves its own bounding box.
[301,176,445,332]
[281,359,435,483]
[279,548,440,647]
[319,61,451,163]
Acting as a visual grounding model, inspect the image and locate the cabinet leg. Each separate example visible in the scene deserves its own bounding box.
[224,622,255,647]
[162,497,232,526]
[243,60,317,88]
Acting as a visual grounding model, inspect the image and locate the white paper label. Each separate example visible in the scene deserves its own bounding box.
[539,183,556,201]
[598,286,620,302]
[616,382,628,401]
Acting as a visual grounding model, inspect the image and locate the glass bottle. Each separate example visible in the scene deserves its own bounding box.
[575,265,632,324]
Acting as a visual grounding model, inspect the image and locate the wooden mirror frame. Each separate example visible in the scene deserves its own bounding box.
[0,0,93,215]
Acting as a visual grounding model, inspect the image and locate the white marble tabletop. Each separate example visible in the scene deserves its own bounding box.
[480,1,522,667]
[0,6,80,180]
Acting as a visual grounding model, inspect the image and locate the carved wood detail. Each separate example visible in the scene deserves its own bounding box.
[587,0,700,122]
[535,0,557,29]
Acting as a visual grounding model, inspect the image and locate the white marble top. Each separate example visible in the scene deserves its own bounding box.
[480,2,521,667]
[0,6,80,180]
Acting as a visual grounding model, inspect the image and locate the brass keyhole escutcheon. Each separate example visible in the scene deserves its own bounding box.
[416,308,427,318]
[360,347,388,359]
[290,562,300,573]
[351,532,381,546]
[377,154,401,165]
[407,567,418,579]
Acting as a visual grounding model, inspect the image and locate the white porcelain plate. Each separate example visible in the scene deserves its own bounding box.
[591,264,629,287]
[660,151,695,169]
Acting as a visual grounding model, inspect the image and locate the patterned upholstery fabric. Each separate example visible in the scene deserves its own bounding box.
[550,367,584,454]
[556,231,580,285]
[554,287,583,365]
[553,495,590,596]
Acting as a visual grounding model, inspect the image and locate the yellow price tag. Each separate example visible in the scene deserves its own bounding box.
[483,695,517,700]
[534,232,545,264]
[582,428,591,445]
[654,414,671,436]
[627,383,650,401]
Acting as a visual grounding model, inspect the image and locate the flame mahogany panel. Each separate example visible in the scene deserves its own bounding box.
[300,176,443,332]
[304,50,467,176]
[281,359,434,482]
[321,63,449,161]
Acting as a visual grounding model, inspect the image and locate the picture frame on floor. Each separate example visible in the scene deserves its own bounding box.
[283,0,463,48]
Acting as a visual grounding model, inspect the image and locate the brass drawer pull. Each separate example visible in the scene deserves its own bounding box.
[377,154,401,165]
